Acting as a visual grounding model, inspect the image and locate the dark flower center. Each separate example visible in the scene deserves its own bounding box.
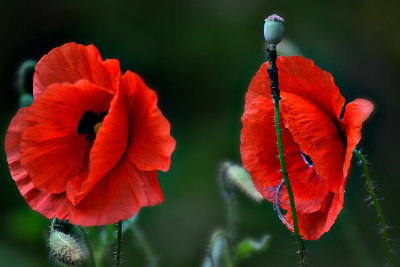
[77,111,107,142]
[300,151,314,167]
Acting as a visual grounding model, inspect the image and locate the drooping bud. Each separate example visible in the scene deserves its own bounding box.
[264,14,285,46]
[224,162,264,203]
[48,230,86,266]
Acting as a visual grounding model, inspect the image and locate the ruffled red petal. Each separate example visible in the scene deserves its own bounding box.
[67,155,163,226]
[20,80,114,193]
[121,71,176,172]
[280,92,345,193]
[33,43,121,99]
[342,99,374,179]
[285,188,344,240]
[241,95,330,214]
[5,108,73,219]
[66,86,129,205]
[246,56,345,122]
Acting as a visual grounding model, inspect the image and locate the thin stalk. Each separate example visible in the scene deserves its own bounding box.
[267,46,306,267]
[219,163,237,245]
[353,150,392,267]
[114,221,123,267]
[208,230,234,267]
[77,226,96,267]
[18,60,37,96]
[130,223,158,267]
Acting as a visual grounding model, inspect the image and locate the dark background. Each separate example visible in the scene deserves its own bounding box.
[0,0,399,266]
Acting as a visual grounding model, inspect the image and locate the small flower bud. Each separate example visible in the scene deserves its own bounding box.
[48,230,86,266]
[224,163,264,203]
[264,14,285,46]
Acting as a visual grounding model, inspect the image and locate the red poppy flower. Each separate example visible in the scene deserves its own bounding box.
[5,42,176,226]
[240,56,373,240]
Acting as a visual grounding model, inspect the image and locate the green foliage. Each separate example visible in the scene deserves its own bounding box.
[235,235,270,261]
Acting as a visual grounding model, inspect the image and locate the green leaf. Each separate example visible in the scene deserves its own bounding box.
[236,235,271,260]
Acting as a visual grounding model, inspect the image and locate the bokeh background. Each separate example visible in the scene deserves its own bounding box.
[1,0,399,266]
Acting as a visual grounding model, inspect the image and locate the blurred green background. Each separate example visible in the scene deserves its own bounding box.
[0,0,399,266]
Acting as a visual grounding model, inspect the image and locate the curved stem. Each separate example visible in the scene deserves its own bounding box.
[267,46,306,267]
[18,60,37,96]
[130,223,158,267]
[353,150,392,267]
[77,226,96,267]
[219,163,237,242]
[114,221,123,267]
[208,230,234,267]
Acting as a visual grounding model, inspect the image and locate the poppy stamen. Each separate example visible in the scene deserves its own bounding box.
[300,151,314,167]
[77,110,107,142]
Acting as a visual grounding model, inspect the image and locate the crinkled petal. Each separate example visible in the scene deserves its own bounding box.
[5,108,73,219]
[67,155,163,226]
[285,188,344,240]
[342,99,374,178]
[121,71,176,172]
[20,80,113,193]
[33,42,121,98]
[67,87,129,205]
[280,92,345,193]
[246,56,345,121]
[241,95,329,214]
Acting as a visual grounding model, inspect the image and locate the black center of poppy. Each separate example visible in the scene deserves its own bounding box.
[301,151,314,167]
[77,111,107,142]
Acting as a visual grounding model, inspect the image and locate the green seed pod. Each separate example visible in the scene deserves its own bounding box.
[48,230,86,266]
[264,14,285,46]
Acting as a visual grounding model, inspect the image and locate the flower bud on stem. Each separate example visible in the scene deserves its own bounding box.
[265,14,306,267]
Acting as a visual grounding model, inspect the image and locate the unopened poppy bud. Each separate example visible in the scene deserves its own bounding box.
[264,14,285,46]
[48,230,86,266]
[224,163,264,203]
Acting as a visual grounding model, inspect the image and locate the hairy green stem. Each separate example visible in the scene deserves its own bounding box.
[208,230,234,267]
[77,226,96,267]
[219,163,237,247]
[130,224,158,267]
[353,150,392,267]
[267,46,306,267]
[114,221,123,267]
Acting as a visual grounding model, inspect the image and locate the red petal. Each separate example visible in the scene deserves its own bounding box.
[285,188,344,240]
[33,43,120,98]
[120,71,176,172]
[66,87,129,205]
[342,99,374,178]
[20,80,113,193]
[67,155,163,226]
[5,108,73,219]
[280,92,345,193]
[241,95,329,214]
[246,56,345,122]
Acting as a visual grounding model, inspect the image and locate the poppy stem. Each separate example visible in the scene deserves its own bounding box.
[130,223,159,267]
[114,221,123,267]
[208,230,235,267]
[353,149,392,267]
[267,45,306,267]
[77,226,96,267]
[219,162,238,248]
[17,60,36,96]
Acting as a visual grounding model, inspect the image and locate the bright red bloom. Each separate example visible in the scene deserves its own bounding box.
[241,56,373,240]
[5,43,176,226]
